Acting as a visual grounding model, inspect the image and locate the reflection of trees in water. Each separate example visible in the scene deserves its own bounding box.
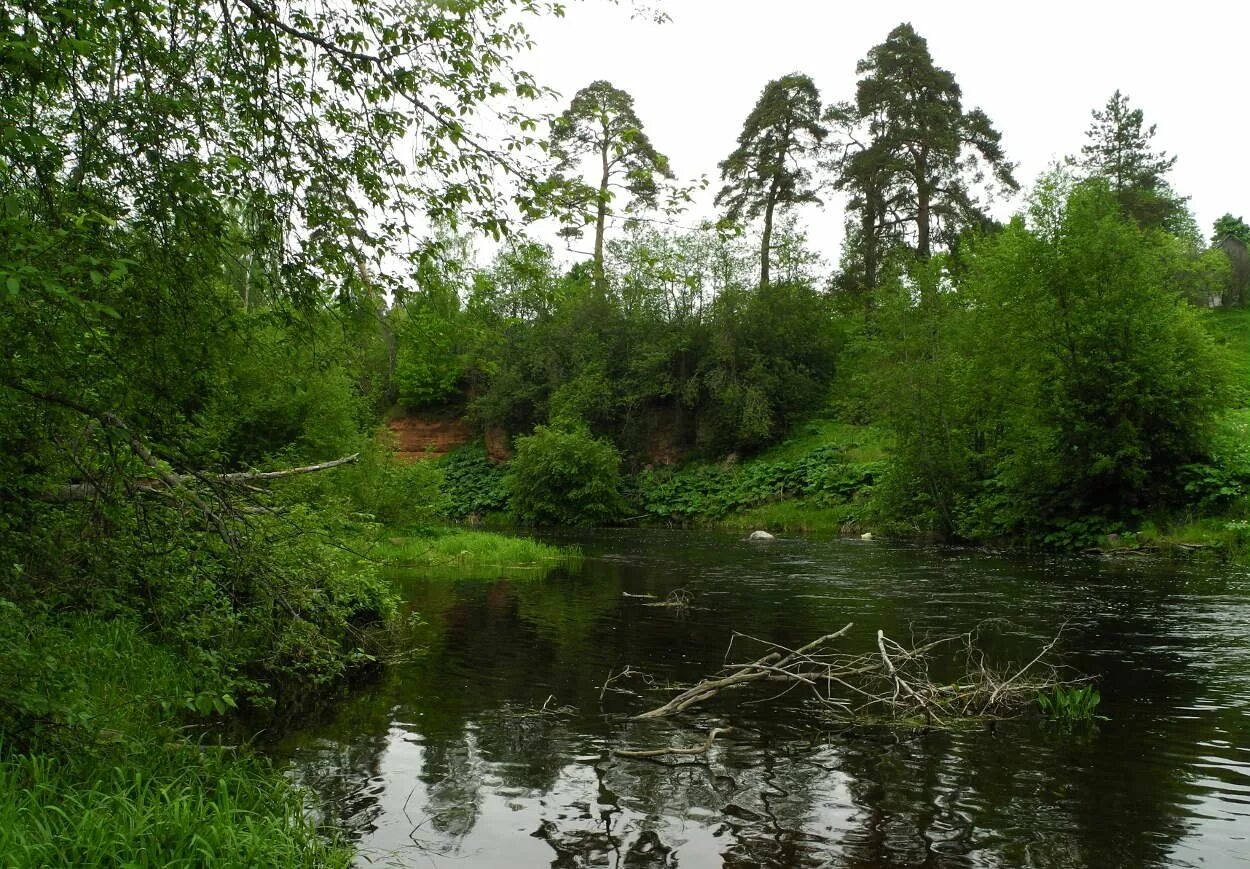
[284,731,391,841]
[717,734,836,868]
[418,729,485,839]
[271,541,1246,868]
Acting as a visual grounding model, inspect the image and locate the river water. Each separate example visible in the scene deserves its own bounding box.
[270,530,1250,868]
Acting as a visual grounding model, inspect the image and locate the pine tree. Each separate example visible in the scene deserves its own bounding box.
[548,81,674,292]
[1080,90,1183,230]
[830,23,1016,283]
[716,74,827,289]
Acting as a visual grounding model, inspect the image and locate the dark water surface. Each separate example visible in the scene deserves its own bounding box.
[270,530,1250,868]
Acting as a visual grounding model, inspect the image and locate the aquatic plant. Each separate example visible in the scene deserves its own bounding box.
[1036,684,1103,722]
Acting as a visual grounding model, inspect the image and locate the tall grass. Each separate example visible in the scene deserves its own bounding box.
[0,746,349,868]
[369,529,579,574]
[0,615,347,867]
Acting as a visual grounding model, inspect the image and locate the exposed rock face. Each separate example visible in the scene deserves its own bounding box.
[386,414,473,462]
[748,530,776,541]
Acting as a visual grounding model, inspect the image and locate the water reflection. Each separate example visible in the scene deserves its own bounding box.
[274,531,1250,868]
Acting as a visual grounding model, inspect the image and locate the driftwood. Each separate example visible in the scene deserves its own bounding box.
[614,727,729,759]
[643,588,693,610]
[630,623,1077,726]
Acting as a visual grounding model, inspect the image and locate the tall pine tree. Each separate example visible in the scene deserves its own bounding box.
[716,74,827,289]
[548,81,674,292]
[1081,90,1184,231]
[830,24,1016,287]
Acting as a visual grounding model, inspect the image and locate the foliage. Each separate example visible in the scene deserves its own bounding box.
[440,445,511,520]
[546,80,676,288]
[392,305,468,409]
[458,225,839,458]
[861,176,1231,544]
[1037,684,1103,723]
[828,21,1017,277]
[391,234,480,409]
[1212,213,1250,246]
[635,446,885,523]
[0,613,348,866]
[1179,410,1250,512]
[717,73,827,288]
[1081,90,1185,231]
[506,426,626,526]
[0,745,349,868]
[369,529,577,572]
[287,441,448,530]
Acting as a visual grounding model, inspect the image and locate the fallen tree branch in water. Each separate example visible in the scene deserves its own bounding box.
[614,727,730,759]
[631,623,1079,726]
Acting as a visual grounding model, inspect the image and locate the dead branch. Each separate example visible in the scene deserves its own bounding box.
[44,454,361,503]
[614,727,729,759]
[631,623,1080,726]
[643,588,693,609]
[211,453,360,483]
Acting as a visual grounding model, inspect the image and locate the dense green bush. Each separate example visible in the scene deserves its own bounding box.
[284,440,448,530]
[864,178,1233,544]
[506,426,625,526]
[440,445,510,519]
[0,613,350,866]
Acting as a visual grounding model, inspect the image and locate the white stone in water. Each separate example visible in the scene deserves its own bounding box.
[748,530,776,541]
[860,532,874,541]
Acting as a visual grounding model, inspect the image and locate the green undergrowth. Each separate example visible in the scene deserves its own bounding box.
[1202,307,1249,405]
[702,498,860,534]
[368,528,579,575]
[0,747,348,868]
[0,614,348,867]
[633,423,889,530]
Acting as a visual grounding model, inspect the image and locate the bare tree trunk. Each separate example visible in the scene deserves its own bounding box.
[760,185,777,290]
[594,138,610,294]
[916,151,931,260]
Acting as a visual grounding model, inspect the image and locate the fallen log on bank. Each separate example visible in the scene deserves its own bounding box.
[630,623,1076,725]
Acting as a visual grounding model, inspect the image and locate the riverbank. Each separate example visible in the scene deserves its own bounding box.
[367,528,580,573]
[0,615,352,866]
[0,525,578,866]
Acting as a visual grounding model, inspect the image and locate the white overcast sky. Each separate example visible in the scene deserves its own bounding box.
[514,0,1249,264]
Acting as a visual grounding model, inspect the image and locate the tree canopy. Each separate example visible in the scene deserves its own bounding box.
[829,23,1017,279]
[1080,89,1184,231]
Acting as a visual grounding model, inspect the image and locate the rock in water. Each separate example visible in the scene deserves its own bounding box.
[748,530,776,541]
[860,532,874,541]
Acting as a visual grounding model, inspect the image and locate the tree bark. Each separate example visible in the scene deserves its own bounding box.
[915,150,931,260]
[760,180,779,290]
[594,134,610,293]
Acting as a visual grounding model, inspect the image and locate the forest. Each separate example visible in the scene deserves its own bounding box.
[1,0,1247,864]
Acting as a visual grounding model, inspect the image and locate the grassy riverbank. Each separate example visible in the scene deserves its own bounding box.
[0,616,350,867]
[368,528,580,573]
[0,522,577,867]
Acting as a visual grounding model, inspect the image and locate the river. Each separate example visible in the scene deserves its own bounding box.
[269,529,1250,867]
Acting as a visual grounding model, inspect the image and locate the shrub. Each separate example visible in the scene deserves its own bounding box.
[505,426,625,526]
[440,445,510,519]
